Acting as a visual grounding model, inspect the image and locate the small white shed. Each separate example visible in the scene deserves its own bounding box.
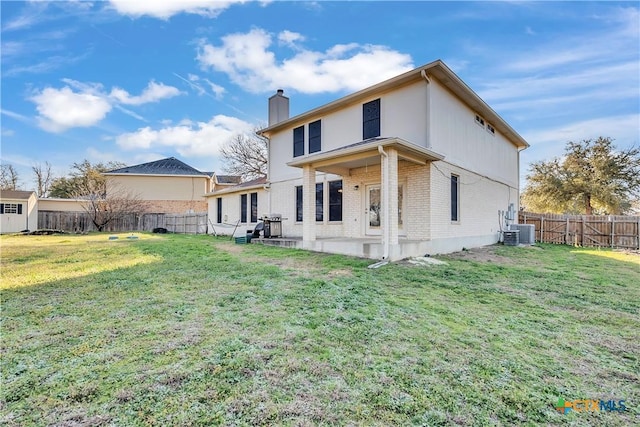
[0,190,38,233]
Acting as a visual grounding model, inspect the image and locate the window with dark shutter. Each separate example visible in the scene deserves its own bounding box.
[293,126,305,157]
[295,186,303,222]
[0,204,4,214]
[240,194,247,223]
[315,183,323,222]
[451,175,459,222]
[309,120,321,153]
[18,204,22,215]
[216,197,222,223]
[250,192,258,222]
[329,180,342,221]
[363,98,381,139]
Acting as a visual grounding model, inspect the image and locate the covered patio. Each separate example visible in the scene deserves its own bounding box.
[287,137,444,260]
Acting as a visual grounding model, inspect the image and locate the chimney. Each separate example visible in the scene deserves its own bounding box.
[268,89,289,126]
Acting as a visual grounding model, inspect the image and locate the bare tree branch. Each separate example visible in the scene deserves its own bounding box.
[77,178,149,231]
[220,129,268,181]
[32,162,54,197]
[0,164,20,190]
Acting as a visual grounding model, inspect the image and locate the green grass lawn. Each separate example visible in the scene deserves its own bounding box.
[1,233,638,426]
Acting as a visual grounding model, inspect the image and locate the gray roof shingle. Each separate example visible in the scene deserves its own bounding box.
[104,157,209,176]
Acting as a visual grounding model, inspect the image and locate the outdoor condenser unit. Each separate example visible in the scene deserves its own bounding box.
[509,224,535,245]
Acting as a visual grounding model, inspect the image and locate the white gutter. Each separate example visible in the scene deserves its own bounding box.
[378,145,390,260]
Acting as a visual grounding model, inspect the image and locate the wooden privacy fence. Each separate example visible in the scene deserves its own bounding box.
[519,212,640,249]
[38,211,208,235]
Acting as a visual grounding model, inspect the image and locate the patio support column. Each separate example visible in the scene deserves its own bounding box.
[302,164,317,245]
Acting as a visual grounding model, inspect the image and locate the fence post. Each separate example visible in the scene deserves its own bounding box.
[540,217,544,243]
[610,216,614,248]
[565,217,569,244]
[581,216,585,247]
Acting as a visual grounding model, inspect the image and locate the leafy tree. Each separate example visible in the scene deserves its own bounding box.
[220,129,268,181]
[0,164,21,190]
[32,162,54,197]
[49,160,125,198]
[522,137,640,214]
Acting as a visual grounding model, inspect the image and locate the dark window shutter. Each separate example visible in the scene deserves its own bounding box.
[309,120,321,153]
[0,204,4,214]
[363,98,381,139]
[18,204,22,215]
[293,126,305,157]
[216,198,222,223]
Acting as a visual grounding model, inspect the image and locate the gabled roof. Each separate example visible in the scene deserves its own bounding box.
[103,157,209,177]
[204,176,268,197]
[0,190,36,200]
[259,59,528,149]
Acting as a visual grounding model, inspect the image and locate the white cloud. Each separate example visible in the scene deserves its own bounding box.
[30,87,112,133]
[523,114,640,148]
[108,0,245,19]
[29,79,182,132]
[109,81,182,105]
[278,30,305,48]
[115,115,253,157]
[196,28,414,94]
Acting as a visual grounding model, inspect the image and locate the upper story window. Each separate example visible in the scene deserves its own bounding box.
[309,120,321,154]
[486,123,495,135]
[363,98,381,139]
[293,126,305,157]
[475,114,485,127]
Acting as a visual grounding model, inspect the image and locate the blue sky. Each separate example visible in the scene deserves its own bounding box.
[1,1,639,191]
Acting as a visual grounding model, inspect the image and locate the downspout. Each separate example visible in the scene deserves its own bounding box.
[421,69,432,149]
[378,145,390,260]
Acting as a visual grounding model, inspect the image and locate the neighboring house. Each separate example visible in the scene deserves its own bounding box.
[38,198,86,212]
[103,157,221,214]
[257,59,529,260]
[0,190,37,233]
[204,177,268,234]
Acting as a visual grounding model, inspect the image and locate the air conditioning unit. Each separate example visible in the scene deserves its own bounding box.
[509,224,535,244]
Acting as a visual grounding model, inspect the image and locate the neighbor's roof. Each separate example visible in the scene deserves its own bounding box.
[0,190,36,200]
[259,59,529,150]
[204,176,268,197]
[103,157,209,177]
[215,175,242,185]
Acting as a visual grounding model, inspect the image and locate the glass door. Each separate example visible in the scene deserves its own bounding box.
[366,184,382,235]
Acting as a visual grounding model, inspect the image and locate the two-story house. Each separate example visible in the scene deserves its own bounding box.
[252,60,528,261]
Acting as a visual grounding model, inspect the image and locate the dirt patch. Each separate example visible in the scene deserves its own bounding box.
[443,245,525,265]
